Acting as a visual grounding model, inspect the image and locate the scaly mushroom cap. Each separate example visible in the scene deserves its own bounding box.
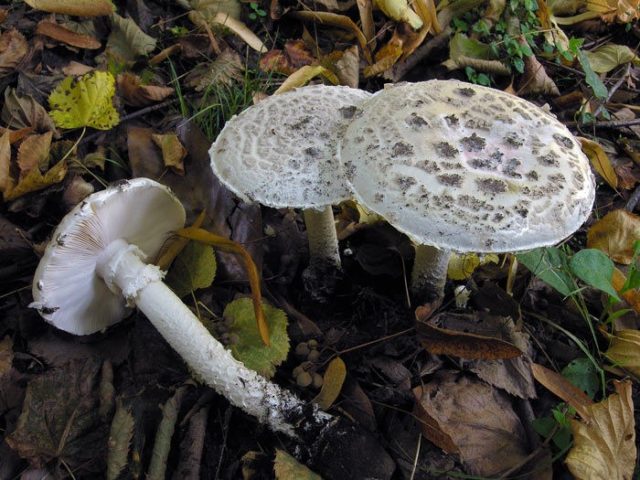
[31,178,186,335]
[210,84,372,209]
[340,80,596,252]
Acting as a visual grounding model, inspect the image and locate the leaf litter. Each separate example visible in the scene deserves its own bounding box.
[1,0,640,478]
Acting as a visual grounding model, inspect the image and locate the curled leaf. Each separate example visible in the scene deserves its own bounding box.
[211,13,266,53]
[578,137,618,189]
[25,0,115,16]
[274,65,339,94]
[373,0,423,29]
[313,357,346,410]
[604,329,640,376]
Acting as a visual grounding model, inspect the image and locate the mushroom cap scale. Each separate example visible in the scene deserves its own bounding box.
[209,84,372,209]
[340,80,596,253]
[31,178,186,335]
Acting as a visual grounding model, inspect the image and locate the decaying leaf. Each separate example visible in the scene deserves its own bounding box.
[5,358,109,472]
[105,13,157,62]
[587,209,640,264]
[208,13,267,53]
[604,329,640,377]
[49,71,119,130]
[0,336,13,378]
[117,72,174,106]
[531,363,594,420]
[584,44,640,74]
[165,241,217,298]
[363,32,404,78]
[274,66,339,94]
[518,51,560,96]
[225,298,289,378]
[186,49,243,91]
[578,137,618,190]
[566,381,636,479]
[3,158,68,201]
[373,0,423,29]
[0,29,28,78]
[36,21,101,49]
[334,45,360,88]
[184,0,242,22]
[313,356,346,410]
[106,400,134,480]
[413,372,531,476]
[2,88,57,133]
[17,132,53,177]
[24,0,115,16]
[260,40,316,76]
[274,449,322,480]
[587,0,640,22]
[0,131,11,193]
[151,133,187,175]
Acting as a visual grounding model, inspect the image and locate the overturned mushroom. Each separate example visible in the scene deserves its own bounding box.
[340,80,595,302]
[31,178,394,480]
[209,84,371,269]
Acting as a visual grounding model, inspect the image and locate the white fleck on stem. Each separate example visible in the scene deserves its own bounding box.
[303,206,341,267]
[96,239,332,437]
[410,244,451,303]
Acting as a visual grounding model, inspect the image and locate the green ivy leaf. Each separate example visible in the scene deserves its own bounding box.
[518,247,575,297]
[165,242,217,298]
[569,249,620,301]
[224,298,289,379]
[561,358,600,399]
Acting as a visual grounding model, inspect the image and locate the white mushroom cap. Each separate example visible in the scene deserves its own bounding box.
[209,84,372,209]
[340,80,596,253]
[31,178,186,335]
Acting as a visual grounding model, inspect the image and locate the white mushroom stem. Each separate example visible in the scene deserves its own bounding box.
[303,206,341,267]
[96,239,332,436]
[410,244,451,303]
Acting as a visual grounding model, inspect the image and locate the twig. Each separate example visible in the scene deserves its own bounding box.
[565,118,640,129]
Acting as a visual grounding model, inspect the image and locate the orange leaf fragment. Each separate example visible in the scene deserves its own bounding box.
[36,21,101,49]
[531,363,594,420]
[313,357,346,410]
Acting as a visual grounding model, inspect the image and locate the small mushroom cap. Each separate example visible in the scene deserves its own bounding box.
[340,80,596,252]
[31,178,186,335]
[210,84,372,209]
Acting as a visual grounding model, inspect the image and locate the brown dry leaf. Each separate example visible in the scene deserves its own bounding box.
[1,88,57,133]
[357,0,376,45]
[274,449,322,480]
[363,33,404,78]
[588,0,640,22]
[17,132,53,178]
[612,268,640,314]
[117,72,174,107]
[151,133,187,175]
[413,373,531,476]
[25,0,115,16]
[313,357,346,410]
[417,312,523,360]
[579,137,619,189]
[604,329,640,376]
[289,11,371,63]
[0,30,28,78]
[531,363,594,420]
[210,13,266,53]
[0,126,34,144]
[566,380,636,479]
[185,49,243,92]
[587,209,640,264]
[0,336,13,378]
[0,131,10,194]
[518,51,560,96]
[36,21,101,49]
[260,40,316,76]
[62,61,94,76]
[0,9,7,24]
[3,158,67,201]
[334,45,360,88]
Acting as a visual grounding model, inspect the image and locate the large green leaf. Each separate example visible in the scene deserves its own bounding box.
[569,249,620,300]
[518,247,576,297]
[165,241,217,298]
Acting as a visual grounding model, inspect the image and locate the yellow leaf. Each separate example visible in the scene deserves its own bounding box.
[579,137,618,189]
[274,65,339,94]
[447,253,499,280]
[3,158,67,201]
[373,0,423,28]
[587,209,640,264]
[363,35,404,77]
[274,449,322,480]
[24,0,115,16]
[584,43,640,73]
[211,13,266,53]
[587,0,640,22]
[313,357,346,410]
[566,380,636,480]
[604,329,640,377]
[49,71,119,130]
[151,133,187,175]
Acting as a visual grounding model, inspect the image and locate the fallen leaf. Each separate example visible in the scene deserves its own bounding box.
[313,357,346,410]
[363,32,404,78]
[151,133,187,175]
[0,29,28,78]
[117,72,173,106]
[587,0,640,22]
[5,358,109,472]
[274,66,339,94]
[36,21,101,49]
[579,137,618,189]
[185,49,243,91]
[225,298,289,378]
[0,336,13,378]
[105,13,157,62]
[584,43,640,73]
[17,132,53,177]
[566,380,636,479]
[587,210,640,264]
[447,252,499,280]
[165,241,216,298]
[3,158,67,201]
[24,0,115,16]
[210,13,267,53]
[0,131,10,194]
[413,373,531,476]
[1,88,56,133]
[611,268,640,313]
[49,71,119,130]
[260,40,316,76]
[334,45,360,88]
[374,0,423,28]
[186,0,241,22]
[106,400,134,480]
[531,363,594,420]
[518,51,560,96]
[274,449,322,480]
[604,329,640,377]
